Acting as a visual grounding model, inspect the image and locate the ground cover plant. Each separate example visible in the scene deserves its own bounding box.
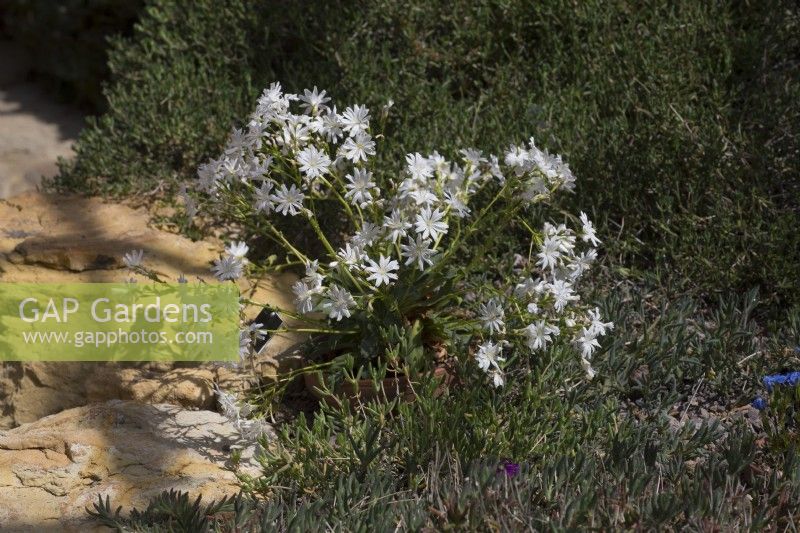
[94,83,800,529]
[27,0,798,529]
[90,286,800,530]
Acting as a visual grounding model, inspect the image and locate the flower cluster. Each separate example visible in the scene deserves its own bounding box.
[473,214,612,386]
[191,83,611,388]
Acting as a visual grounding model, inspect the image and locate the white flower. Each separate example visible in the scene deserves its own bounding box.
[479,298,505,334]
[299,86,330,115]
[491,369,505,388]
[258,82,286,108]
[475,340,505,372]
[536,237,561,271]
[247,155,272,180]
[292,280,316,314]
[414,206,448,241]
[581,357,596,380]
[239,329,253,358]
[352,222,382,248]
[296,145,331,179]
[225,241,249,261]
[280,121,310,148]
[569,249,596,280]
[384,210,412,242]
[548,279,579,312]
[196,160,218,192]
[365,254,399,287]
[525,320,559,352]
[225,127,252,156]
[322,285,356,321]
[303,260,325,289]
[122,249,144,269]
[587,307,614,336]
[321,106,344,142]
[444,191,470,218]
[253,181,275,213]
[178,185,197,218]
[406,153,433,180]
[545,223,577,251]
[460,148,486,169]
[212,255,244,281]
[400,235,437,270]
[333,242,365,269]
[344,168,378,207]
[579,211,601,246]
[504,145,529,175]
[575,327,601,359]
[216,386,241,421]
[409,187,439,207]
[270,184,305,216]
[429,151,449,174]
[522,176,548,203]
[341,104,370,135]
[381,99,394,119]
[488,155,505,183]
[514,277,545,298]
[340,133,376,163]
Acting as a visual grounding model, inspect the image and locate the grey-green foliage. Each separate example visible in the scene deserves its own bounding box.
[87,289,800,529]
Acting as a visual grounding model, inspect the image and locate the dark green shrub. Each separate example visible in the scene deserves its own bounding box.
[55,0,800,309]
[54,1,272,194]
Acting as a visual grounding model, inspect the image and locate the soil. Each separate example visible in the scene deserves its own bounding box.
[0,41,84,199]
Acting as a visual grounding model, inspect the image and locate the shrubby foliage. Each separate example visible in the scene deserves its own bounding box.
[60,2,800,528]
[54,0,282,194]
[54,0,800,311]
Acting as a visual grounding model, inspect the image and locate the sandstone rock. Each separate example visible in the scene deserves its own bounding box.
[0,192,219,277]
[0,400,267,532]
[0,192,302,428]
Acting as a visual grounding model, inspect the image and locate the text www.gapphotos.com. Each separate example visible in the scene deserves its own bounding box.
[21,329,213,348]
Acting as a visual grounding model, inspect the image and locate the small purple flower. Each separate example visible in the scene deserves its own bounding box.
[498,459,520,477]
[751,396,767,411]
[763,371,800,392]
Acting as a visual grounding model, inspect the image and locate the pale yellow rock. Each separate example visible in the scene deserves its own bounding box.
[0,400,266,532]
[0,192,302,428]
[0,191,219,277]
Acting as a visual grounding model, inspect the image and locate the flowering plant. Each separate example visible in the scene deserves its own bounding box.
[188,83,612,389]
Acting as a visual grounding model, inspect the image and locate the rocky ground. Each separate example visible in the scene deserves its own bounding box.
[0,191,302,530]
[0,49,299,530]
[0,42,84,200]
[0,401,266,531]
